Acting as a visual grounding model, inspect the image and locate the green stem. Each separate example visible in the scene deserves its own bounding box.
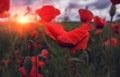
[108,16,113,53]
[107,16,113,77]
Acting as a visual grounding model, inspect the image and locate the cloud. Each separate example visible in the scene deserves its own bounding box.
[88,0,111,9]
[10,0,120,21]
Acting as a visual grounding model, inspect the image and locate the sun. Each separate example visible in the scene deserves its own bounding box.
[16,16,31,24]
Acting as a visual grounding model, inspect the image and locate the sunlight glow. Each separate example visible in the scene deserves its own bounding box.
[16,16,31,24]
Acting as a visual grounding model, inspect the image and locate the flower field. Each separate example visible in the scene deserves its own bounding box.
[0,21,120,77]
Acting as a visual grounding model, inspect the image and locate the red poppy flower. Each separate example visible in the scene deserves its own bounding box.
[34,42,41,48]
[17,56,25,64]
[2,59,11,65]
[95,29,103,35]
[45,22,89,54]
[19,66,43,77]
[104,38,118,47]
[35,5,60,22]
[78,9,93,23]
[31,56,45,67]
[111,23,120,35]
[31,31,37,39]
[94,16,107,29]
[110,0,120,5]
[19,56,44,77]
[57,30,89,54]
[0,0,10,13]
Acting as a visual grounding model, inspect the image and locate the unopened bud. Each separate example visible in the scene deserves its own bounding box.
[23,56,32,75]
[38,49,49,61]
[40,49,49,59]
[109,5,116,17]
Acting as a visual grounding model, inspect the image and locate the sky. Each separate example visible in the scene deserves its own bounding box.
[10,0,120,22]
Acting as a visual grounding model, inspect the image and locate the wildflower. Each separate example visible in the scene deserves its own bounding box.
[31,56,45,67]
[94,16,107,29]
[19,66,43,77]
[78,9,94,31]
[35,5,60,22]
[36,6,90,54]
[34,42,41,48]
[38,49,49,62]
[2,59,11,65]
[111,23,120,35]
[104,38,118,47]
[31,31,37,39]
[78,9,93,23]
[19,56,44,77]
[40,49,49,59]
[45,22,89,54]
[95,29,103,35]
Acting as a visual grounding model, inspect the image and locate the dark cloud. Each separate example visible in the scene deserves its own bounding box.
[88,0,111,9]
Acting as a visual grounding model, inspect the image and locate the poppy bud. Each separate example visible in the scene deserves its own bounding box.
[41,49,49,59]
[109,5,116,17]
[23,56,32,75]
[38,49,49,61]
[95,29,103,35]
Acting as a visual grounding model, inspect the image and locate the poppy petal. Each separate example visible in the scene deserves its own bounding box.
[36,5,60,22]
[79,9,93,23]
[45,22,66,40]
[0,0,10,13]
[69,32,89,54]
[79,23,94,31]
[110,0,120,5]
[57,28,89,52]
